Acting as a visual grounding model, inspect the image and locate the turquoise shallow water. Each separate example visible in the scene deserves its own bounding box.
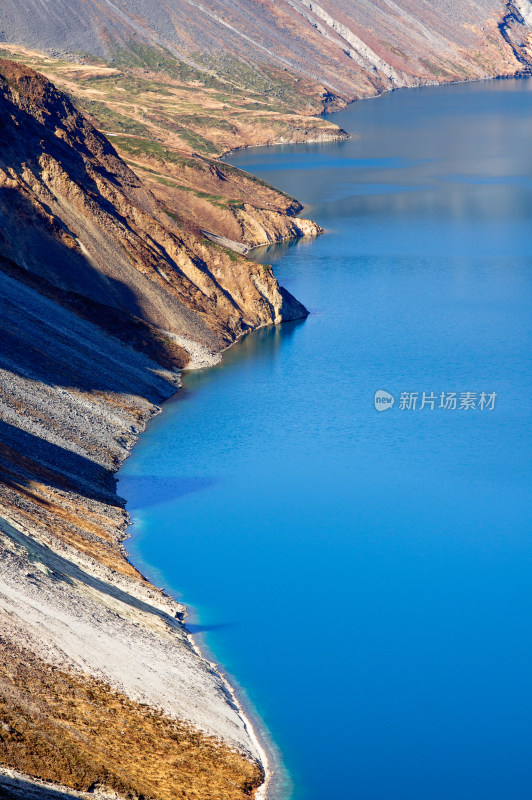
[119,79,532,800]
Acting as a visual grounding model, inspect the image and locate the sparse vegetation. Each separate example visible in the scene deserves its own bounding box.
[109,136,201,165]
[0,44,343,161]
[77,98,151,135]
[0,639,263,800]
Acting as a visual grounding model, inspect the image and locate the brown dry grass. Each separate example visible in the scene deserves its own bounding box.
[0,639,263,799]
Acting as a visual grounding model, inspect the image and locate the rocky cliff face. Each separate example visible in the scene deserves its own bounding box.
[0,1,531,102]
[0,60,307,358]
[136,153,324,252]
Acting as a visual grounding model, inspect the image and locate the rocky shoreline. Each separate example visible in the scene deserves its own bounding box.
[0,58,311,800]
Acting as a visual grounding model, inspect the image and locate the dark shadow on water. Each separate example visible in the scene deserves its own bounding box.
[250,236,314,265]
[119,319,307,514]
[120,475,217,510]
[186,622,235,634]
[160,316,308,410]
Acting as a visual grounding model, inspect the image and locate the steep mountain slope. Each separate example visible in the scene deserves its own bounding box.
[0,0,531,102]
[0,59,307,799]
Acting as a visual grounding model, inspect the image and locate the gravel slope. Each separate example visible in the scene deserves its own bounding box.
[0,0,531,99]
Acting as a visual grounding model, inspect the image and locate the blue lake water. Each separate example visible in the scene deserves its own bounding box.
[118,79,532,800]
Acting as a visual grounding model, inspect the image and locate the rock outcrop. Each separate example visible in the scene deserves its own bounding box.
[137,154,324,252]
